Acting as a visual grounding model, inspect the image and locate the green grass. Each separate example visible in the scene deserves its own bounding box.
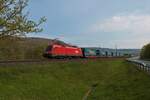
[0,59,150,100]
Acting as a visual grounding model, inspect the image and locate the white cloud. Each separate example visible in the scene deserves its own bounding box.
[92,14,150,35]
[110,38,150,48]
[87,13,150,48]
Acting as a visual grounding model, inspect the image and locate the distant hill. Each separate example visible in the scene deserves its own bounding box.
[21,37,69,46]
[0,37,69,60]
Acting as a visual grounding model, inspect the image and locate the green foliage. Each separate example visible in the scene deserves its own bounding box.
[0,38,23,60]
[123,53,131,57]
[0,0,47,59]
[0,60,150,100]
[0,38,47,60]
[24,44,47,59]
[140,43,150,59]
[0,0,46,38]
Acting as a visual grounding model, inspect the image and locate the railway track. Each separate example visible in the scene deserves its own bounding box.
[0,57,126,64]
[0,58,85,64]
[0,59,47,64]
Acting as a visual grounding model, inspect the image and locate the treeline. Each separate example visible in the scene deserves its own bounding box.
[140,43,150,60]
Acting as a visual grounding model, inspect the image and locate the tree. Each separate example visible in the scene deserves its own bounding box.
[0,0,46,38]
[140,43,150,59]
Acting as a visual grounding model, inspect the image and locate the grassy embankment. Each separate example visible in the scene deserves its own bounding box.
[0,59,150,100]
[0,37,49,60]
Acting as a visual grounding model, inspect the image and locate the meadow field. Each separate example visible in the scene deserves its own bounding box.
[0,59,150,100]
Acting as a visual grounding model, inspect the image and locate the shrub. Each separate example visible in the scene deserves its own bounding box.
[140,43,150,60]
[0,38,47,60]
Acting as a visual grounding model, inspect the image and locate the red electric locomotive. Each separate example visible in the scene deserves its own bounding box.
[44,44,83,58]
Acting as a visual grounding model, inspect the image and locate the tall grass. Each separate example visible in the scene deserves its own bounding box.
[0,59,150,100]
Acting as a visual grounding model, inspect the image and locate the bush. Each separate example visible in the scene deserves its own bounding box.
[24,45,46,59]
[0,38,47,60]
[140,43,150,60]
[0,38,23,60]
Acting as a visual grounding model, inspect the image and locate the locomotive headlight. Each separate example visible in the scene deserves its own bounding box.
[75,50,79,53]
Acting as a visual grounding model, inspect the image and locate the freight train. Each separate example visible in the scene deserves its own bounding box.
[43,43,123,58]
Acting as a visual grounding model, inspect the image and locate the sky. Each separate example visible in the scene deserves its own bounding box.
[27,0,150,48]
